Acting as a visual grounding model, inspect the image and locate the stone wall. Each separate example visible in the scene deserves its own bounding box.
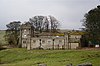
[30,37,67,50]
[20,23,81,50]
[70,43,79,49]
[22,36,80,50]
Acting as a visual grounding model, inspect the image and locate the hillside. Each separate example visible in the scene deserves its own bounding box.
[0,30,7,45]
[0,48,100,66]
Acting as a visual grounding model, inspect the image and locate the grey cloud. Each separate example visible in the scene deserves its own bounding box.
[0,0,99,30]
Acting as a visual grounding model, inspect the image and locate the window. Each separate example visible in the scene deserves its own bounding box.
[24,34,27,37]
[27,34,30,36]
[23,41,26,43]
[59,40,62,44]
[24,29,26,31]
[33,40,36,43]
[42,40,45,44]
[48,41,51,44]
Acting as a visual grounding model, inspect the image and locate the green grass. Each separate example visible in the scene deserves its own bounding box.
[0,30,7,45]
[0,48,100,66]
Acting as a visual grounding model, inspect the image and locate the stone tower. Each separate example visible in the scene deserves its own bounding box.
[20,22,34,50]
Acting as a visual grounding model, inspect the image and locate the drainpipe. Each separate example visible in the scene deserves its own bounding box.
[67,32,70,49]
[39,39,41,49]
[53,39,55,50]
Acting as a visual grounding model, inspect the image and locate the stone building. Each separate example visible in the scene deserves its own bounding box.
[20,22,82,50]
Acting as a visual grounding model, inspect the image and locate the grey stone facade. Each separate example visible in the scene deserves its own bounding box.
[20,22,82,50]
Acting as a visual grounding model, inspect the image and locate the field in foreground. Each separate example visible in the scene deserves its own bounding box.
[0,48,100,66]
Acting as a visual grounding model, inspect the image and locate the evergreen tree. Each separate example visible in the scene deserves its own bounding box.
[83,5,100,44]
[5,21,21,47]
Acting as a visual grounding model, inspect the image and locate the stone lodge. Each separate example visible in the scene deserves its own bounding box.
[20,22,83,50]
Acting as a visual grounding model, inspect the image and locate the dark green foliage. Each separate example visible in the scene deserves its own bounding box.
[83,5,100,44]
[5,21,21,46]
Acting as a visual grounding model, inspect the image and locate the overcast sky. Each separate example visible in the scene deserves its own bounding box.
[0,0,99,30]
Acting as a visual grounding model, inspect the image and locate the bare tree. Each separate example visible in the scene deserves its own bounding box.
[29,16,49,33]
[42,16,49,32]
[49,15,59,32]
[29,15,59,33]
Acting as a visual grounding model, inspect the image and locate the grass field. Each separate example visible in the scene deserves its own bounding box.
[0,30,7,45]
[0,48,100,66]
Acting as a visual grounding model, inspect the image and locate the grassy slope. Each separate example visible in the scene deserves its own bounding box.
[0,48,100,66]
[0,30,7,45]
